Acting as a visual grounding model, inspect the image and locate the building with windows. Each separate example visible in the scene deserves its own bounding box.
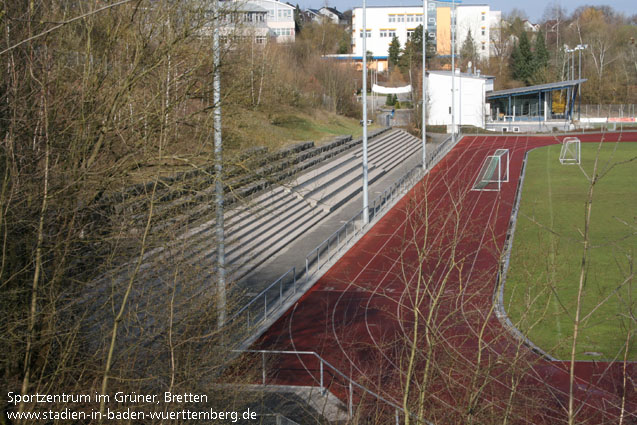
[456,4,491,60]
[351,2,499,62]
[218,2,269,44]
[427,70,492,129]
[223,0,295,42]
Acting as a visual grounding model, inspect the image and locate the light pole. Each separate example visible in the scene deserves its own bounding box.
[213,0,226,329]
[422,0,427,170]
[362,0,369,224]
[575,44,587,121]
[565,47,574,121]
[451,0,456,143]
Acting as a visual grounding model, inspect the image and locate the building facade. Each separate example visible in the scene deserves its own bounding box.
[224,0,295,42]
[352,2,499,61]
[427,70,490,128]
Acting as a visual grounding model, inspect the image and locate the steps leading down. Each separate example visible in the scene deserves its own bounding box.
[291,129,421,212]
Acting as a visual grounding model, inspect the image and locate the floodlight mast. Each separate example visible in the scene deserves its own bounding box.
[213,0,225,328]
[422,0,428,170]
[451,0,456,144]
[362,0,369,224]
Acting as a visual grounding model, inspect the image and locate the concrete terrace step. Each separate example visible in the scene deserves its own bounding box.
[176,191,298,266]
[191,204,327,283]
[225,209,329,282]
[318,165,386,212]
[225,202,321,266]
[356,130,412,162]
[292,152,357,189]
[224,196,313,262]
[382,139,422,171]
[297,160,380,206]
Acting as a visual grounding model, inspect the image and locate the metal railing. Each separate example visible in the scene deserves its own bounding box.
[233,349,412,424]
[229,132,464,335]
[227,267,297,330]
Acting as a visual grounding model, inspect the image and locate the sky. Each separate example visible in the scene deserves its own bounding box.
[293,0,635,22]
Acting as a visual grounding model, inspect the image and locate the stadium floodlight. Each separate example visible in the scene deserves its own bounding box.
[559,137,581,165]
[472,149,510,191]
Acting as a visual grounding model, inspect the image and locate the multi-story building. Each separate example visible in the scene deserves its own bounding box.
[352,2,499,63]
[223,0,295,42]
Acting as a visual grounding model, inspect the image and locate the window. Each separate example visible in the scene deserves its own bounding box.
[482,45,486,50]
[388,30,396,37]
[482,15,486,21]
[429,32,435,38]
[428,2,435,10]
[397,15,405,22]
[380,30,388,38]
[256,36,266,44]
[407,29,415,37]
[388,14,395,23]
[359,30,371,38]
[428,17,435,23]
[481,29,486,36]
[416,15,422,22]
[407,14,414,22]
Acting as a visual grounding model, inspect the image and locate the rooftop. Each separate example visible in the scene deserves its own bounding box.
[487,79,587,98]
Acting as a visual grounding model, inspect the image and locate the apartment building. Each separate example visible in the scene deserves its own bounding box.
[223,0,295,42]
[352,2,499,62]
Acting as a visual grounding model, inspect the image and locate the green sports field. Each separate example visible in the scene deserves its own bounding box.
[504,141,637,361]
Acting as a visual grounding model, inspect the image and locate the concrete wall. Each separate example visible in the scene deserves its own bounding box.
[427,71,486,128]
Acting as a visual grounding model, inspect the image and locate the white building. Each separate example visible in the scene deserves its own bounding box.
[318,7,345,25]
[218,2,269,44]
[427,70,491,129]
[351,2,500,61]
[488,10,502,57]
[456,4,491,61]
[351,5,427,59]
[224,0,295,42]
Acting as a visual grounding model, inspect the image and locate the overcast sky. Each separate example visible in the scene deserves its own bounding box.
[294,0,635,22]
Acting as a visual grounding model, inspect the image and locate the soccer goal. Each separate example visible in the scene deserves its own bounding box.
[559,137,581,165]
[472,148,510,191]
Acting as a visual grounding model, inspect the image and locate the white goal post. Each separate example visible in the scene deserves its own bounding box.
[559,137,581,165]
[472,149,510,191]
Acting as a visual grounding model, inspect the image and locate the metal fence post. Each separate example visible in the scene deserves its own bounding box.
[349,381,353,418]
[320,359,324,392]
[395,409,399,425]
[264,295,268,319]
[262,352,266,385]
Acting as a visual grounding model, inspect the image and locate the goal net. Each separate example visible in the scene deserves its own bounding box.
[472,149,509,191]
[559,137,581,165]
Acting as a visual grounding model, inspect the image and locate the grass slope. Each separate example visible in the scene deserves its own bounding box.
[505,141,637,361]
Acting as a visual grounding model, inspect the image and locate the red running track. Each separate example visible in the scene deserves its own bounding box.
[250,133,636,424]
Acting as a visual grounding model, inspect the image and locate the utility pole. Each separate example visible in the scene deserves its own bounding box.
[362,0,369,224]
[422,0,428,170]
[451,0,456,143]
[213,0,226,329]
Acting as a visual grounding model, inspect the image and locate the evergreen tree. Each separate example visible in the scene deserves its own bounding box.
[294,5,303,33]
[388,36,401,68]
[460,29,478,66]
[533,31,549,70]
[511,31,534,84]
[397,25,436,72]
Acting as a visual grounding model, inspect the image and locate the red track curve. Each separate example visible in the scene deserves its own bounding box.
[251,133,636,424]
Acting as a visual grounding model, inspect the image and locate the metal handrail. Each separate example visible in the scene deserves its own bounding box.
[227,267,296,329]
[231,132,465,336]
[233,349,413,424]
